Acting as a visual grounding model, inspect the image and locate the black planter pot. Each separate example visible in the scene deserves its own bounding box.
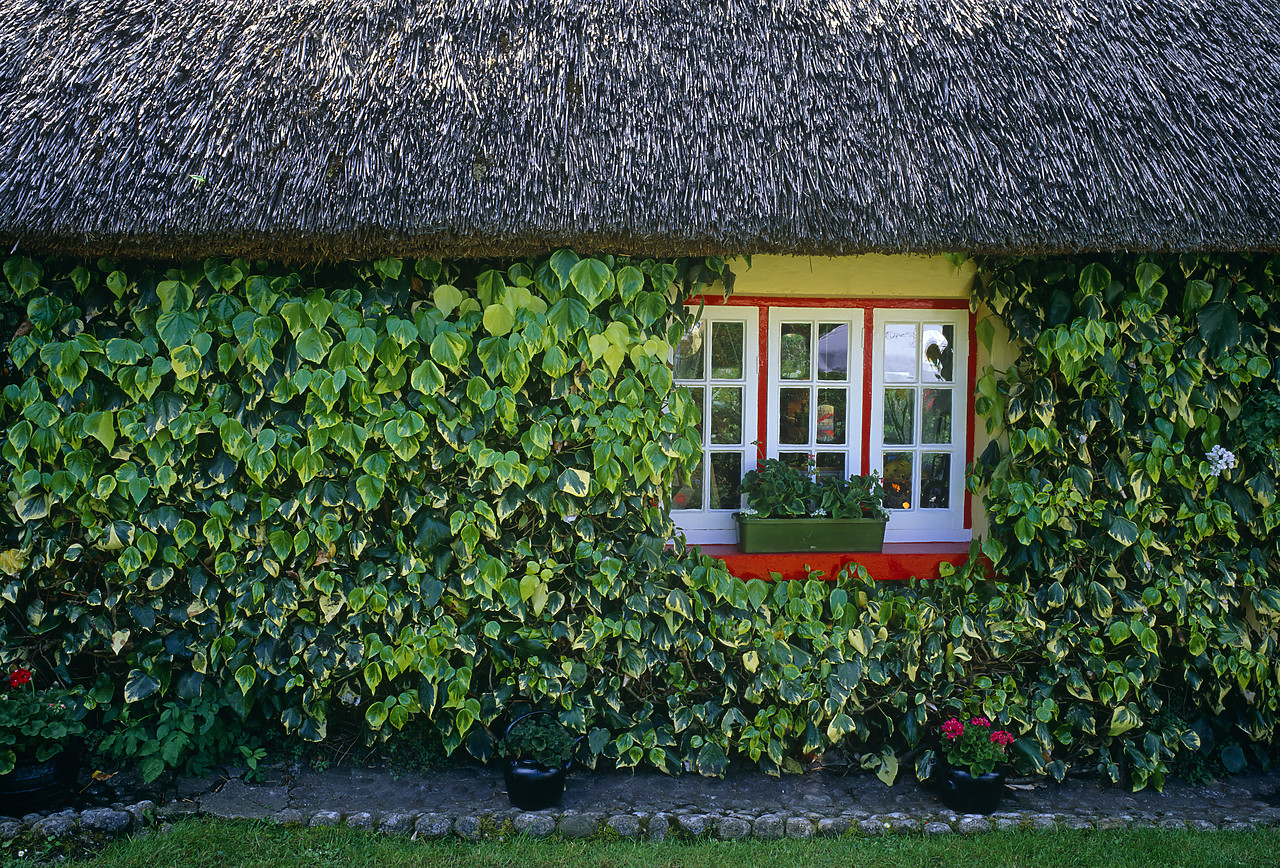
[936,766,1005,815]
[503,760,566,810]
[0,749,76,814]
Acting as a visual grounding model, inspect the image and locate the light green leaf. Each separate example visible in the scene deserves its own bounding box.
[483,304,515,336]
[296,327,333,364]
[557,468,591,496]
[235,665,256,695]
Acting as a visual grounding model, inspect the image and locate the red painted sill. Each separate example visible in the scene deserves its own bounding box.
[694,543,971,582]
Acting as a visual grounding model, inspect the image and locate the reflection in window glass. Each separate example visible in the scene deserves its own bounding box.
[710,387,742,445]
[883,388,915,445]
[779,387,810,444]
[921,388,952,444]
[815,452,844,479]
[686,386,705,441]
[672,459,703,510]
[922,324,955,383]
[883,324,916,382]
[780,452,809,472]
[674,322,704,380]
[883,452,913,511]
[780,323,811,380]
[816,388,846,444]
[921,453,951,508]
[817,324,848,381]
[711,322,745,379]
[710,453,743,510]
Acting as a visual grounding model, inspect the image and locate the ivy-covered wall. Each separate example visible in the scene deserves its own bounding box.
[1,250,1278,790]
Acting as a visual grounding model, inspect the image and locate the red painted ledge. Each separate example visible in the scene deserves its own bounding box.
[696,542,971,582]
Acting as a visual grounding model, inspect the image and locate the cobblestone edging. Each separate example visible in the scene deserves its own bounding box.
[156,804,1275,841]
[0,801,157,845]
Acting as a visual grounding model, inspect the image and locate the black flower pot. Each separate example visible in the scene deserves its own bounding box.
[0,749,76,814]
[936,766,1005,815]
[503,760,566,810]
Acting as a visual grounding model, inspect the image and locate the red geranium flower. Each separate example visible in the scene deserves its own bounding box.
[941,718,964,741]
[8,667,32,688]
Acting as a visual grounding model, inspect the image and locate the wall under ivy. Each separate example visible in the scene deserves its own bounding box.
[1,250,1278,790]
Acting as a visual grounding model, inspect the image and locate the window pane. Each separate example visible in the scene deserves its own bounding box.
[710,387,742,445]
[816,388,846,445]
[883,452,913,511]
[817,323,849,381]
[883,388,915,445]
[779,387,810,444]
[883,324,916,382]
[710,322,745,379]
[815,452,845,479]
[779,452,809,472]
[709,453,743,510]
[685,386,704,442]
[672,459,703,510]
[921,453,951,509]
[922,324,955,383]
[780,323,811,380]
[921,388,952,444]
[674,321,704,380]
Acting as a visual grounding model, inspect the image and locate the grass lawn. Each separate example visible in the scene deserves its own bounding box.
[38,818,1280,868]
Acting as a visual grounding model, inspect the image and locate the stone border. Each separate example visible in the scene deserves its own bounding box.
[154,804,1274,840]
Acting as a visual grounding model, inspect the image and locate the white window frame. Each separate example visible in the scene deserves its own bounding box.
[670,308,759,544]
[870,310,969,543]
[765,308,865,479]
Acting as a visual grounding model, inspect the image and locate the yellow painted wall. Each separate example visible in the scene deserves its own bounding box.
[732,254,976,298]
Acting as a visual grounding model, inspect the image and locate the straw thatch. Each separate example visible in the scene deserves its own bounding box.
[1,1,1279,261]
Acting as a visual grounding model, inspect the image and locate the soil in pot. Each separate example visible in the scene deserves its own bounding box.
[936,766,1005,815]
[503,760,567,810]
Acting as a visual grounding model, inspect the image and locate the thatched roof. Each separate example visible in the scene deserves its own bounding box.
[1,1,1279,261]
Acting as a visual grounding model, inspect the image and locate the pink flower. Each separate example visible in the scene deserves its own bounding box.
[941,718,964,741]
[990,730,1015,746]
[969,716,991,727]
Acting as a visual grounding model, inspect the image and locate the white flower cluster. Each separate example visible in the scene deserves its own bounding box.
[1207,445,1237,476]
[810,507,829,517]
[741,507,758,516]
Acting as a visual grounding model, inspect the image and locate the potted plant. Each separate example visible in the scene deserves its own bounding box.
[0,664,87,812]
[933,715,1015,814]
[501,711,577,810]
[735,457,889,553]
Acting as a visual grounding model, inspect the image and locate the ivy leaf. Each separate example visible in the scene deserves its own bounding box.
[547,298,589,340]
[430,331,468,372]
[1109,705,1140,737]
[569,259,614,307]
[549,249,580,290]
[124,670,161,703]
[355,474,385,510]
[556,468,591,496]
[156,311,201,350]
[3,256,42,296]
[1106,516,1139,546]
[434,285,465,316]
[234,665,256,695]
[1182,279,1213,315]
[245,275,278,315]
[483,304,515,337]
[410,360,445,395]
[156,280,193,313]
[85,411,116,452]
[296,327,333,364]
[617,265,645,303]
[106,338,146,365]
[1197,302,1240,357]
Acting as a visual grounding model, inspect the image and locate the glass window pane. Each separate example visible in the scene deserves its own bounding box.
[674,321,704,380]
[709,453,743,510]
[779,452,809,472]
[922,324,955,383]
[883,388,915,445]
[883,324,917,383]
[921,388,952,444]
[779,387,810,444]
[710,387,742,445]
[817,323,849,381]
[710,322,745,380]
[816,388,846,445]
[780,323,811,380]
[672,458,703,510]
[921,453,951,509]
[685,386,704,442]
[883,452,913,511]
[815,452,845,479]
